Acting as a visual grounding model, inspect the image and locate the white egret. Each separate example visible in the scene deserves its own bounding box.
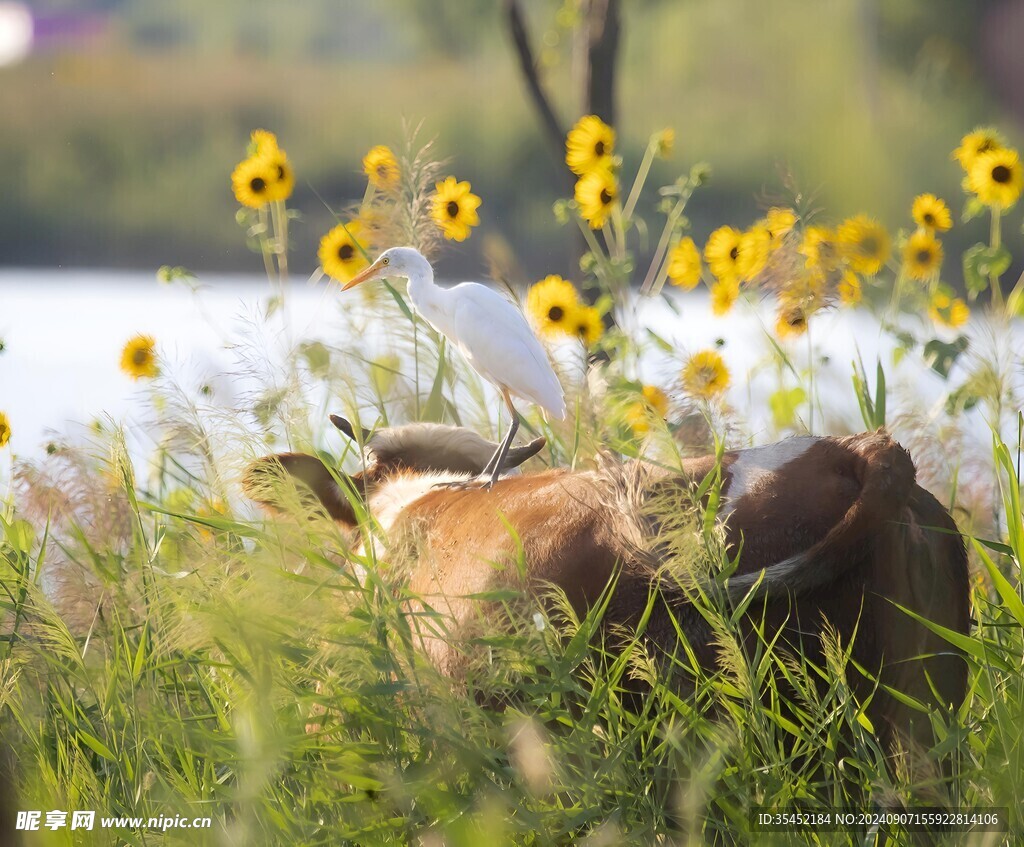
[342,247,566,487]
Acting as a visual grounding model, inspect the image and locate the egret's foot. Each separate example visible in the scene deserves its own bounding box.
[430,476,493,492]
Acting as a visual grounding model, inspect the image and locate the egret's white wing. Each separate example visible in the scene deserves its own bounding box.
[451,284,566,418]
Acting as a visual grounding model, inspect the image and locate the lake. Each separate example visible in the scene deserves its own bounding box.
[0,267,968,488]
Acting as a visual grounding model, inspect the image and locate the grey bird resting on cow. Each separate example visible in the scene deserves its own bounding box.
[246,421,969,767]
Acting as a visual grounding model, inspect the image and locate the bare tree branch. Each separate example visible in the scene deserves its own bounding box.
[505,0,567,160]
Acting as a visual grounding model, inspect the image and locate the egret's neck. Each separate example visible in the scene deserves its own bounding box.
[404,255,447,323]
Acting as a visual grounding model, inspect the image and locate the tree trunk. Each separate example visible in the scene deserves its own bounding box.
[577,0,621,126]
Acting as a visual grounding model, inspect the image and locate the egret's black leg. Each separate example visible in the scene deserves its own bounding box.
[483,389,520,487]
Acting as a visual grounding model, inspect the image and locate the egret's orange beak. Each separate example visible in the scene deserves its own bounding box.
[341,260,382,291]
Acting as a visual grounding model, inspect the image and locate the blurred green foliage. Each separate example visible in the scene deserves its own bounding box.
[1,0,1018,281]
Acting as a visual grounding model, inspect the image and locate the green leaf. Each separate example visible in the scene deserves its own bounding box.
[851,356,885,429]
[299,341,331,377]
[889,601,1014,672]
[132,622,149,684]
[874,359,887,426]
[645,328,675,353]
[944,384,979,415]
[922,336,968,379]
[963,243,1011,294]
[768,386,807,429]
[975,538,1024,628]
[1,518,35,555]
[961,198,986,223]
[382,280,414,323]
[78,731,116,762]
[422,341,448,423]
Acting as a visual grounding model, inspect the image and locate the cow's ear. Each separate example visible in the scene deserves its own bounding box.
[244,453,364,526]
[330,414,372,444]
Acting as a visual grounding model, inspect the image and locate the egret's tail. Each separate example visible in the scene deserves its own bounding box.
[547,394,567,421]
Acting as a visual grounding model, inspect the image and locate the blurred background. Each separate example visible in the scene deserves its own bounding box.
[2,0,1024,281]
[1,0,1022,457]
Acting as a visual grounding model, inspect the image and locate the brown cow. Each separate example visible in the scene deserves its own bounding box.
[246,422,969,757]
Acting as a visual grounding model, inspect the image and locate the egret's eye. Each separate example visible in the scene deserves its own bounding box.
[382,257,390,265]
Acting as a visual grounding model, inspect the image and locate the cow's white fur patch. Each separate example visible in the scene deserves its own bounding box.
[353,470,473,564]
[720,436,819,516]
[368,471,474,533]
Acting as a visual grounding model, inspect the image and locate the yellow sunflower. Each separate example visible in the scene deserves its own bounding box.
[968,148,1024,209]
[779,269,828,317]
[666,236,702,290]
[262,149,294,203]
[837,269,862,306]
[572,304,604,346]
[431,176,482,241]
[565,115,615,176]
[0,411,10,448]
[704,226,743,280]
[120,334,159,380]
[710,276,740,316]
[837,215,890,276]
[911,194,952,232]
[249,129,279,157]
[736,225,771,282]
[653,127,675,159]
[952,127,1003,171]
[902,230,943,281]
[799,225,840,272]
[775,301,809,339]
[575,168,618,229]
[625,385,670,435]
[363,145,401,192]
[231,156,276,209]
[928,291,970,328]
[764,207,798,242]
[682,350,731,399]
[526,274,579,337]
[319,221,369,283]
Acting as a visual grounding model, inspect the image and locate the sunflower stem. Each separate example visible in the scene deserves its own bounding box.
[257,205,278,289]
[887,265,906,322]
[622,142,656,223]
[576,217,614,288]
[612,204,627,264]
[806,318,815,435]
[271,199,289,286]
[989,206,1005,312]
[640,194,688,296]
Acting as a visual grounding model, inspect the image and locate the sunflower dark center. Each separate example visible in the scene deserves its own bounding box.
[250,177,266,193]
[132,349,149,366]
[861,236,878,255]
[594,140,606,156]
[729,246,739,260]
[338,244,354,261]
[923,213,935,225]
[917,249,932,264]
[599,189,613,205]
[446,200,460,218]
[276,165,285,180]
[992,165,1012,184]
[548,306,565,322]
